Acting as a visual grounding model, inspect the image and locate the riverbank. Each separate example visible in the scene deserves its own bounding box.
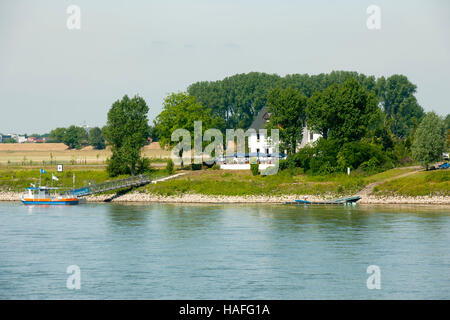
[1,191,449,204]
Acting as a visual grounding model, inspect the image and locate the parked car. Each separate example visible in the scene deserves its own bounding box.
[438,162,449,169]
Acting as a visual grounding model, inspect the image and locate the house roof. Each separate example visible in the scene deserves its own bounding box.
[249,106,269,130]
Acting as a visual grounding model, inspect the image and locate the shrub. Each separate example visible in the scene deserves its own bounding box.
[250,163,259,176]
[191,163,202,170]
[166,159,174,175]
[337,141,386,171]
[212,163,220,170]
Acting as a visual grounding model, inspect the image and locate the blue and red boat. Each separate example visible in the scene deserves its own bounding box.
[21,187,79,205]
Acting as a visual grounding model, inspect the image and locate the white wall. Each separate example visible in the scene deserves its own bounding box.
[248,132,273,154]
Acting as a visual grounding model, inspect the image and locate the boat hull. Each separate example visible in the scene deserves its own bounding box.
[21,198,79,205]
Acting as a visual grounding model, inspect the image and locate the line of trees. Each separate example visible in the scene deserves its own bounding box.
[49,126,106,150]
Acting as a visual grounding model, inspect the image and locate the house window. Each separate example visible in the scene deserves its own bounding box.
[256,133,260,141]
[256,148,260,154]
[266,148,269,155]
[310,132,314,141]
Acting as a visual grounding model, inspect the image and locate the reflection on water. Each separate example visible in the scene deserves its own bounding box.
[0,202,449,299]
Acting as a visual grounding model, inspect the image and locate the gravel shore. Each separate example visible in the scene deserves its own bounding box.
[1,191,449,204]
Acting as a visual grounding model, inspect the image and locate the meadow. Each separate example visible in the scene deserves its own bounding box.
[0,143,170,166]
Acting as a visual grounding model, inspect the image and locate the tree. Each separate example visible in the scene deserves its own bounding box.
[376,75,424,137]
[188,72,280,129]
[411,111,446,169]
[62,125,88,149]
[49,127,67,142]
[306,78,378,144]
[88,127,106,150]
[266,87,307,154]
[445,114,450,151]
[103,95,150,176]
[154,92,224,149]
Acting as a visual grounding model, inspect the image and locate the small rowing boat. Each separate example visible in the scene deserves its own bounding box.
[285,196,361,205]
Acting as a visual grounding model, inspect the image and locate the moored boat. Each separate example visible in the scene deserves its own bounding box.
[285,196,361,205]
[21,187,79,205]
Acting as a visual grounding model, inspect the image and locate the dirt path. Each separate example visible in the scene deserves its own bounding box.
[356,166,422,198]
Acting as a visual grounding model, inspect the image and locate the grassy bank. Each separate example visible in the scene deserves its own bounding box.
[142,168,431,197]
[372,170,450,196]
[1,165,448,198]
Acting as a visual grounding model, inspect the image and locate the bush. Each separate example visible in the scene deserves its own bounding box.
[337,141,386,171]
[166,159,174,175]
[212,163,220,170]
[250,163,259,176]
[191,163,202,170]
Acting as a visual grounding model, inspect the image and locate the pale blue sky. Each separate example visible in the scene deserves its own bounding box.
[1,0,449,133]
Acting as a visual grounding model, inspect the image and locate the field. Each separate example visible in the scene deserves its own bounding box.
[0,143,171,166]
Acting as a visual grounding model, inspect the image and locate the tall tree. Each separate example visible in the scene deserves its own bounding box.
[306,78,378,144]
[154,92,224,148]
[376,75,424,137]
[154,92,224,168]
[266,87,307,154]
[412,111,446,169]
[188,72,280,129]
[103,95,150,176]
[88,127,106,150]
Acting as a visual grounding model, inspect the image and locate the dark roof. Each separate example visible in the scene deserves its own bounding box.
[249,106,269,130]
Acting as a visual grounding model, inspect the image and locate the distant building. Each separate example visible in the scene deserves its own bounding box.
[26,136,48,143]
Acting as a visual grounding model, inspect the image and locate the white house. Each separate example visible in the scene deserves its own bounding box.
[247,106,321,154]
[247,106,273,155]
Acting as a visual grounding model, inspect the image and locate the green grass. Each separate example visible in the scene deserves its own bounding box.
[361,167,417,184]
[0,166,168,192]
[142,170,365,196]
[372,170,450,196]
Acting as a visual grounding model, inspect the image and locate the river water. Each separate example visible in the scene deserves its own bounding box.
[0,202,449,299]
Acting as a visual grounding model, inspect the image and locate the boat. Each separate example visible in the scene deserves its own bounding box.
[285,196,361,205]
[21,187,79,205]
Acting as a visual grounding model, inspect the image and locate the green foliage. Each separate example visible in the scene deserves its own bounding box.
[166,159,175,175]
[1,138,16,143]
[63,125,88,149]
[154,92,225,149]
[103,95,150,176]
[336,141,386,171]
[250,163,259,176]
[376,75,424,137]
[191,163,202,171]
[306,78,378,144]
[411,111,446,169]
[188,72,281,129]
[49,127,67,143]
[266,87,307,154]
[88,127,106,150]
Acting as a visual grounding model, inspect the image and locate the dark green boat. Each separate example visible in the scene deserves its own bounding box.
[285,196,361,205]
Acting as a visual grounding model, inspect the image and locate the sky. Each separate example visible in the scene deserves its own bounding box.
[0,0,449,134]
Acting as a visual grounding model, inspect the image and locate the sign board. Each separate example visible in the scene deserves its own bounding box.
[57,164,63,172]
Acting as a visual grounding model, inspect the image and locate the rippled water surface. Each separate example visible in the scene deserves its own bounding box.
[0,202,449,299]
